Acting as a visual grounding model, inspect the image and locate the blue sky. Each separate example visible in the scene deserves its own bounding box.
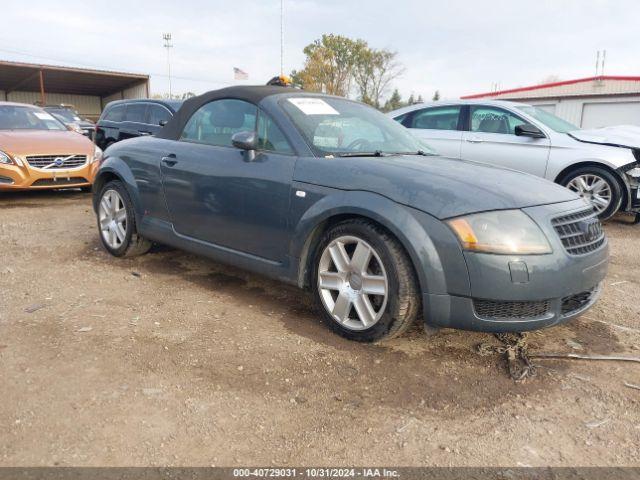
[1,0,639,100]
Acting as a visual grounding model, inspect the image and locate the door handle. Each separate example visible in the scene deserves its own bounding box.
[161,155,177,167]
[466,136,484,143]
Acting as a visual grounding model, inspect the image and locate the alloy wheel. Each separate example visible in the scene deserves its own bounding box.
[317,236,389,331]
[99,189,127,249]
[566,174,612,214]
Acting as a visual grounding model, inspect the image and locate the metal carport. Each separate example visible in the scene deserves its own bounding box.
[0,60,150,119]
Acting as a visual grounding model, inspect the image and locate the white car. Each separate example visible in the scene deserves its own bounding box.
[389,100,640,220]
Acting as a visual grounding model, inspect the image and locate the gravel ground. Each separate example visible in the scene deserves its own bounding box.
[1,190,639,467]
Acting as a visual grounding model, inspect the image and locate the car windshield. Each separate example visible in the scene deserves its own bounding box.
[516,106,578,134]
[46,108,82,123]
[280,96,435,157]
[0,105,67,131]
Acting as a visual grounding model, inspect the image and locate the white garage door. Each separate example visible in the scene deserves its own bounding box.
[581,102,640,128]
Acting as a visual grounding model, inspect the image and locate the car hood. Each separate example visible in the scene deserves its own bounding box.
[569,125,640,149]
[294,154,578,219]
[0,129,94,156]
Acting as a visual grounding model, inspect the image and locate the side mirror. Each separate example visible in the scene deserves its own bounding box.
[515,124,545,138]
[159,120,168,127]
[231,131,258,151]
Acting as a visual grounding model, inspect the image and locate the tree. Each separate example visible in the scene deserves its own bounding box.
[538,75,561,84]
[353,48,404,108]
[432,90,440,101]
[382,88,403,112]
[292,34,404,108]
[151,92,195,100]
[294,34,366,96]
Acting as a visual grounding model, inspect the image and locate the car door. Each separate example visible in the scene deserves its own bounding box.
[120,103,150,140]
[147,104,173,135]
[159,98,297,262]
[398,105,463,158]
[460,105,550,177]
[96,104,125,149]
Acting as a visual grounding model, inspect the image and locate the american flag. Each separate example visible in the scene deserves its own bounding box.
[233,67,249,80]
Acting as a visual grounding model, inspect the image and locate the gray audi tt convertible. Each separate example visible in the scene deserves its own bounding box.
[92,85,608,342]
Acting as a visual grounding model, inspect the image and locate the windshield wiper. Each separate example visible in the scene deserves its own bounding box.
[389,150,432,156]
[337,150,387,158]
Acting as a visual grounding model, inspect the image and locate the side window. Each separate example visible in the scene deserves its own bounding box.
[181,99,257,147]
[104,105,124,122]
[256,111,293,154]
[125,104,148,123]
[148,105,172,126]
[409,106,461,131]
[470,106,527,135]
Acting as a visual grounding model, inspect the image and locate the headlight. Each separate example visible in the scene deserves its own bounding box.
[92,145,103,164]
[447,210,552,255]
[0,150,13,165]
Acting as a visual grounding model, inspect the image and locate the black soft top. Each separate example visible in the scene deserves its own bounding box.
[157,85,297,140]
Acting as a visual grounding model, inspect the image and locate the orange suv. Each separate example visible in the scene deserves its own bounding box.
[0,102,101,191]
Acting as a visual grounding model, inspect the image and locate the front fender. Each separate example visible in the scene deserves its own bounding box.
[290,187,470,298]
[93,157,143,222]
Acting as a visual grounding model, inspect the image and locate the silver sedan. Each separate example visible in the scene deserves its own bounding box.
[389,99,640,219]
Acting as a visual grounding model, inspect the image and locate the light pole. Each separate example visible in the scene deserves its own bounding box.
[280,0,284,75]
[163,33,173,98]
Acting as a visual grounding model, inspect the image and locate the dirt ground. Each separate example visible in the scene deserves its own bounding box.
[1,189,639,467]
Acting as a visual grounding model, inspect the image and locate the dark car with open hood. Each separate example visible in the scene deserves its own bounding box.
[91,86,608,342]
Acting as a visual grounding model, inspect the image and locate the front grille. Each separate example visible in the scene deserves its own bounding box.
[552,208,605,255]
[31,177,88,187]
[561,287,598,316]
[474,299,551,320]
[26,155,87,169]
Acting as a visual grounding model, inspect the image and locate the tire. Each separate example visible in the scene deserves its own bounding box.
[560,166,622,220]
[311,219,420,342]
[97,180,151,257]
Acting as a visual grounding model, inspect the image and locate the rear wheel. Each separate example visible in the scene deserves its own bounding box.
[560,166,622,220]
[97,180,151,257]
[312,219,420,342]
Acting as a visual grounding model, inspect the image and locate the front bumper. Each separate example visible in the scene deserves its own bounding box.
[425,282,604,332]
[425,199,609,332]
[0,160,98,190]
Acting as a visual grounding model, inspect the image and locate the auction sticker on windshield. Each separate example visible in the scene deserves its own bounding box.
[34,112,56,121]
[288,98,339,115]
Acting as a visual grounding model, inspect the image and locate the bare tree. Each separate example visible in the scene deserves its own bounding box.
[354,49,405,108]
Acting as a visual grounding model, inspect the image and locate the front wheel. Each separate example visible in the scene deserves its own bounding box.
[560,166,622,220]
[312,220,420,342]
[97,180,152,257]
